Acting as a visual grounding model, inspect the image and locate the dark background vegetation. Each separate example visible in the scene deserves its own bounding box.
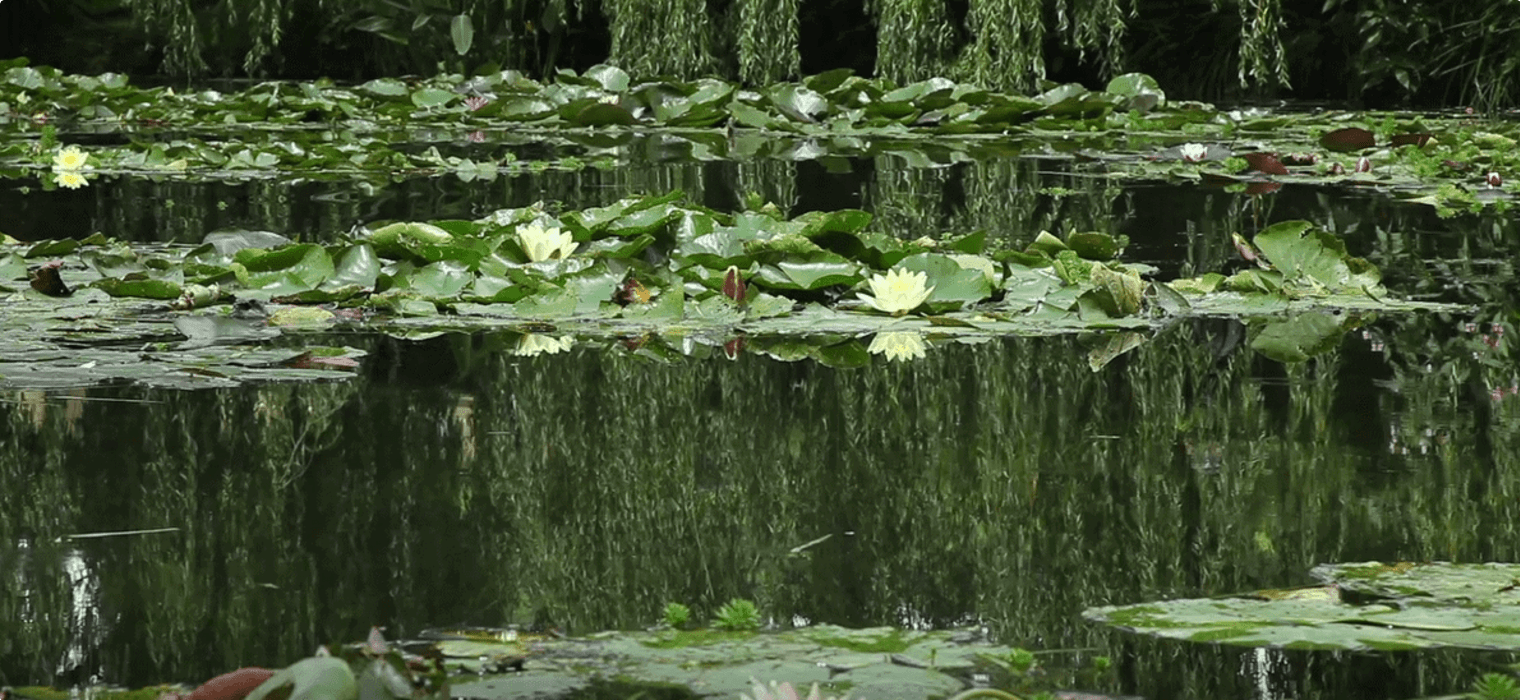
[1,0,1517,108]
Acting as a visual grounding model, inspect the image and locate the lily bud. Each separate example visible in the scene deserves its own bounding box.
[1355,157,1372,173]
[722,265,746,304]
[1329,162,1345,175]
[1488,171,1503,188]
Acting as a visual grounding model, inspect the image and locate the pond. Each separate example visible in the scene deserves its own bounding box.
[3,68,1520,700]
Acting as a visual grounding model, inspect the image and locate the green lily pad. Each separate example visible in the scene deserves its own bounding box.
[1085,562,1520,652]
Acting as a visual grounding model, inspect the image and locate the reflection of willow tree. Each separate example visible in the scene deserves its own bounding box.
[735,160,799,215]
[4,312,1520,696]
[864,165,953,240]
[955,160,1121,243]
[866,158,1123,244]
[0,394,86,685]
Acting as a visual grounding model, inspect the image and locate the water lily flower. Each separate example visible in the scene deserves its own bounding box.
[1329,162,1346,175]
[463,95,490,112]
[517,222,575,262]
[868,331,927,363]
[53,171,89,189]
[515,334,574,357]
[53,145,90,171]
[1488,171,1503,188]
[741,679,854,700]
[1178,143,1207,163]
[858,268,933,315]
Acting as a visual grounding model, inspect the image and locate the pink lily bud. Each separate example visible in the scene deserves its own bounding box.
[1488,171,1502,188]
[1330,162,1345,175]
[1355,157,1372,173]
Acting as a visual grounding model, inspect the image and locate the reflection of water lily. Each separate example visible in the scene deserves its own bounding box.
[517,222,575,262]
[859,268,933,315]
[515,334,574,356]
[741,680,854,700]
[1178,143,1207,163]
[868,331,927,362]
[54,145,91,171]
[53,171,90,189]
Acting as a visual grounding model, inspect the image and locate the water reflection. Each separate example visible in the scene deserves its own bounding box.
[2,320,1517,697]
[866,331,927,362]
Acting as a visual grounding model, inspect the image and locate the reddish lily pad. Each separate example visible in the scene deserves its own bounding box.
[1320,127,1376,152]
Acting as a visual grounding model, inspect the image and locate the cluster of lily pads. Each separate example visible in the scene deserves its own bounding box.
[1086,562,1520,652]
[3,59,1518,210]
[0,190,1462,387]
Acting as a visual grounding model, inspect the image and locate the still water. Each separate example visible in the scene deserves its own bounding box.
[2,154,1517,700]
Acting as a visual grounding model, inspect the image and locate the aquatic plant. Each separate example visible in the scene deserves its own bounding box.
[1472,674,1520,700]
[1005,647,1036,673]
[661,602,691,629]
[858,269,933,316]
[516,223,576,263]
[713,598,762,631]
[1087,562,1520,651]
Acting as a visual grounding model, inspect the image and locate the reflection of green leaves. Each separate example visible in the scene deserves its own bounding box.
[1250,313,1347,362]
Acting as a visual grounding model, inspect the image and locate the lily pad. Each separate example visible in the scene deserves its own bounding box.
[1085,562,1520,652]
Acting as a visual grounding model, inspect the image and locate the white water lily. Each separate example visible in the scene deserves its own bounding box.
[1178,142,1207,163]
[53,145,91,171]
[868,331,927,363]
[517,222,575,262]
[858,268,933,315]
[515,334,574,357]
[741,679,854,700]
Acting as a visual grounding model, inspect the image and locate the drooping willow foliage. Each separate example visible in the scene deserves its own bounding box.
[125,0,300,76]
[109,0,1345,99]
[737,0,802,85]
[869,0,959,87]
[1221,0,1291,88]
[604,0,717,78]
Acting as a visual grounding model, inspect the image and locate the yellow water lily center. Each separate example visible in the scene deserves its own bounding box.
[53,145,91,171]
[859,268,934,315]
[516,222,576,262]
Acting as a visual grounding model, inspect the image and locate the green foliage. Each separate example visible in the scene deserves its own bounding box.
[1005,647,1036,673]
[606,0,716,78]
[1472,674,1520,700]
[736,0,800,84]
[661,602,692,629]
[713,598,762,631]
[1326,0,1520,110]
